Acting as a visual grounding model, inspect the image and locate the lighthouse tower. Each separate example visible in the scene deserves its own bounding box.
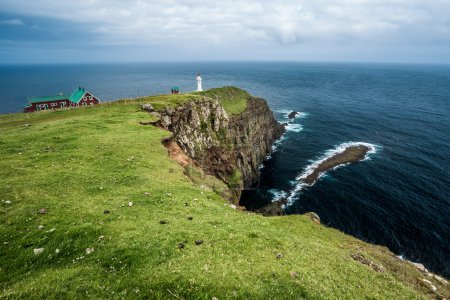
[196,74,203,92]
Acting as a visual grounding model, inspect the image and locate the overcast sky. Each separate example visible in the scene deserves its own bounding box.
[0,0,449,64]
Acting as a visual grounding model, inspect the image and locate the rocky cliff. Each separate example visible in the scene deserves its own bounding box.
[156,87,284,203]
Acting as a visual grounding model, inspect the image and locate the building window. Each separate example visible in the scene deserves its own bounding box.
[89,96,93,100]
[83,102,87,106]
[61,102,65,108]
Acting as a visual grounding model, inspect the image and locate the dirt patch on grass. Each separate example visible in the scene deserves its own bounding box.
[163,138,194,167]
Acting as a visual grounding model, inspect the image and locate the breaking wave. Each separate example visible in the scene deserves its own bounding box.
[285,123,303,133]
[268,189,288,202]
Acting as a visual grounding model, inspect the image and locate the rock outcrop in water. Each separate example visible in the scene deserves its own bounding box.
[256,143,373,216]
[301,144,370,185]
[156,87,285,203]
[288,111,299,119]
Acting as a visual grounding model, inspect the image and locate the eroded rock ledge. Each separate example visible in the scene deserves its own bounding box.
[155,92,284,203]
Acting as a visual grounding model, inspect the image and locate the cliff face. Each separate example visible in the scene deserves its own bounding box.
[157,89,284,203]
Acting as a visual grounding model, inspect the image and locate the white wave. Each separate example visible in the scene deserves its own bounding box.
[270,135,287,152]
[286,142,379,205]
[285,123,303,133]
[268,189,288,202]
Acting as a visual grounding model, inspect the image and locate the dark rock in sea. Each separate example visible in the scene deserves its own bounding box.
[103,210,110,214]
[195,240,203,245]
[302,145,370,185]
[255,198,287,216]
[159,220,167,224]
[288,111,299,119]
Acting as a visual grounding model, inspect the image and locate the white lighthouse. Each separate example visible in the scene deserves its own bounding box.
[196,74,203,92]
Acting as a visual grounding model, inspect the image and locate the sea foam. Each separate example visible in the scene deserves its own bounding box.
[268,189,288,202]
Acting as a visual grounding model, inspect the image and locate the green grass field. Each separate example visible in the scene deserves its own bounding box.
[0,90,448,299]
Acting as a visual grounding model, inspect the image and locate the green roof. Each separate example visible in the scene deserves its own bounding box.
[68,87,87,104]
[28,94,68,104]
[172,86,180,90]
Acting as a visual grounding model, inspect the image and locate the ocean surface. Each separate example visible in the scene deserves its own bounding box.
[1,62,449,277]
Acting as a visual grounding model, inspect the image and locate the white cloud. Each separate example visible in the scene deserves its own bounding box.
[0,18,24,26]
[0,0,449,62]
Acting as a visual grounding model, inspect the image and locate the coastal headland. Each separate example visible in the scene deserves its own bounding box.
[0,87,448,299]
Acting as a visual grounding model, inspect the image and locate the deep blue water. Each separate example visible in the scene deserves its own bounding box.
[1,62,449,277]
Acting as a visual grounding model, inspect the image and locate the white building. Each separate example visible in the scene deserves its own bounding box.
[196,74,203,92]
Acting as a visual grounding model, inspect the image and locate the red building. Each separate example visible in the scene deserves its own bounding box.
[24,87,100,112]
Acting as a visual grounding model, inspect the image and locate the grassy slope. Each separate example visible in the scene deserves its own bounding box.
[0,93,447,299]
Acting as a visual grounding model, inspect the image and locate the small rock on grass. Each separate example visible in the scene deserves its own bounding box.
[307,212,321,224]
[33,248,44,255]
[188,216,193,220]
[159,220,167,224]
[290,271,297,278]
[128,201,133,207]
[433,274,448,285]
[103,210,110,214]
[195,240,203,245]
[38,208,48,214]
[178,243,185,249]
[85,248,95,255]
[422,279,437,292]
[412,262,429,273]
[38,225,44,229]
[276,253,283,259]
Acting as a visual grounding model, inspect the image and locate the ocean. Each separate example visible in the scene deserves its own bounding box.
[1,62,449,277]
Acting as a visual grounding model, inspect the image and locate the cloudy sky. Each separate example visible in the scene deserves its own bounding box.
[0,0,449,64]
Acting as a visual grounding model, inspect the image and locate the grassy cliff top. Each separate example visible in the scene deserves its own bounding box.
[104,86,249,116]
[0,88,448,299]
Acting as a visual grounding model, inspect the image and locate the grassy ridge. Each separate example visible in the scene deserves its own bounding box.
[0,91,447,299]
[198,86,249,115]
